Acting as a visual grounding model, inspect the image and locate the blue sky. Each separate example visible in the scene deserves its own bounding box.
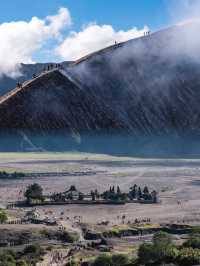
[0,0,191,76]
[0,0,171,32]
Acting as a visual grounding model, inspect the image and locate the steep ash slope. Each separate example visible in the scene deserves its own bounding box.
[0,62,71,96]
[1,23,200,137]
[68,23,200,136]
[0,70,124,131]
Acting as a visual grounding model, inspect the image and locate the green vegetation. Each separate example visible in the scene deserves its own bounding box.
[111,254,129,266]
[0,209,8,223]
[68,260,79,266]
[24,183,44,204]
[102,186,127,201]
[183,236,200,249]
[90,233,200,266]
[92,254,112,266]
[137,232,200,266]
[24,183,158,206]
[91,254,136,266]
[138,231,178,265]
[91,253,132,266]
[60,231,79,243]
[0,171,25,179]
[191,225,200,234]
[0,244,44,266]
[1,233,200,266]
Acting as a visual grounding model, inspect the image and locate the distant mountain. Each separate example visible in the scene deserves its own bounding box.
[1,23,200,154]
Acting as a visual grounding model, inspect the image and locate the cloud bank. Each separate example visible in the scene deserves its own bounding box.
[167,0,200,24]
[56,23,149,61]
[0,7,71,77]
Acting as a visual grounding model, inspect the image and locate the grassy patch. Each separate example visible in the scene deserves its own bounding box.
[191,226,200,234]
[133,223,161,229]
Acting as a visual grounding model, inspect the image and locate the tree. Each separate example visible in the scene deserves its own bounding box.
[138,232,178,265]
[129,184,137,199]
[24,183,43,204]
[138,187,142,199]
[143,186,149,194]
[91,190,95,201]
[152,231,177,264]
[95,189,99,199]
[117,186,121,194]
[69,185,77,192]
[138,243,155,265]
[78,192,84,201]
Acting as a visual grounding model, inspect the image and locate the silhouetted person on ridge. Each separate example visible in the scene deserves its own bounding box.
[17,82,22,88]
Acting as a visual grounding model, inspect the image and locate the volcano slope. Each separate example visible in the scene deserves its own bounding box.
[0,69,125,132]
[0,61,72,96]
[1,23,200,154]
[68,22,200,136]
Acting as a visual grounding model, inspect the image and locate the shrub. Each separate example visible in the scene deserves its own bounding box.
[138,243,155,264]
[23,244,42,256]
[111,254,129,265]
[0,210,8,223]
[68,260,78,266]
[0,253,15,266]
[183,237,200,249]
[92,254,112,266]
[153,231,173,246]
[61,231,78,243]
[177,247,200,266]
[16,260,29,266]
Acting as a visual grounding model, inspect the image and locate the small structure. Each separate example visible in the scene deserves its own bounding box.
[51,185,81,202]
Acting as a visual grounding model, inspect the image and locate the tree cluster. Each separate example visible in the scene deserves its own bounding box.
[0,244,44,266]
[24,183,44,204]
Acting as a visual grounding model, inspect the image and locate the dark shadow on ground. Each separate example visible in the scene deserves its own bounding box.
[1,130,200,158]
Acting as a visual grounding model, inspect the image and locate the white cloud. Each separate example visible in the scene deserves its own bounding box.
[56,23,149,61]
[0,7,71,77]
[167,0,200,24]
